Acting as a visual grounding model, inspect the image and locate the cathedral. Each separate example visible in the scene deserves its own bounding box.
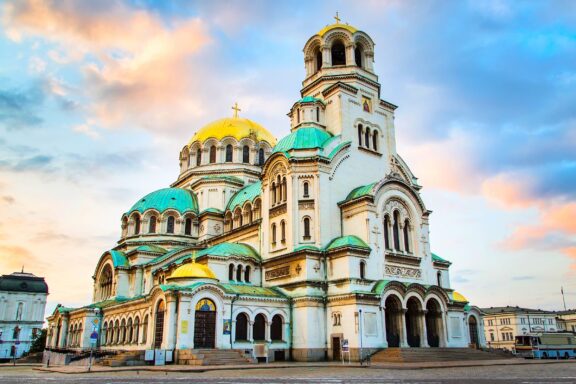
[46,19,485,362]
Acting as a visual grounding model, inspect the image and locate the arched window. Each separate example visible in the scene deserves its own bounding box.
[236,265,243,282]
[297,108,300,123]
[276,175,282,202]
[272,223,277,244]
[303,217,311,239]
[100,264,113,300]
[315,48,322,72]
[372,131,378,151]
[271,183,276,206]
[134,215,141,235]
[253,314,266,341]
[15,302,23,321]
[127,318,133,344]
[235,313,248,341]
[393,211,401,251]
[437,271,442,287]
[209,145,216,163]
[282,177,287,202]
[355,46,363,67]
[225,144,233,162]
[271,315,283,341]
[244,266,251,283]
[142,315,148,344]
[331,40,346,66]
[384,216,390,250]
[403,219,411,253]
[134,317,140,344]
[148,216,156,234]
[316,107,320,122]
[196,150,201,166]
[185,218,192,235]
[12,326,20,340]
[258,148,265,165]
[280,220,286,242]
[166,216,175,234]
[303,181,309,198]
[120,319,126,344]
[229,264,234,281]
[242,145,250,163]
[358,124,363,146]
[365,127,371,149]
[360,261,366,279]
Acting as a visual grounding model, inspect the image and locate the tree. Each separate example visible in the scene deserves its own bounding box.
[30,329,47,353]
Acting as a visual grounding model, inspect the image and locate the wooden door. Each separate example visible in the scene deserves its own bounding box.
[332,337,341,361]
[194,311,216,348]
[154,301,165,349]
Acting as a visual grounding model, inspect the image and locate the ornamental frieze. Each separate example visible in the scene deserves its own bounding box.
[265,265,291,281]
[385,265,421,279]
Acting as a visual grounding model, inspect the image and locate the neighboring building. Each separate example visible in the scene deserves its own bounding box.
[481,306,558,351]
[0,271,49,358]
[46,18,484,362]
[556,310,576,333]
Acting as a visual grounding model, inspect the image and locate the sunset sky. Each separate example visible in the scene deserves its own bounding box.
[1,0,575,319]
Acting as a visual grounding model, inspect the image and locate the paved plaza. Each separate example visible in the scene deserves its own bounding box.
[2,362,576,383]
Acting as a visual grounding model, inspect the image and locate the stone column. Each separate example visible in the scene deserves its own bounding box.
[441,310,449,347]
[59,318,69,348]
[400,309,409,348]
[365,51,374,72]
[322,45,330,67]
[398,222,405,252]
[248,321,254,342]
[346,43,355,65]
[265,321,271,343]
[420,310,430,348]
[381,307,388,348]
[165,295,178,350]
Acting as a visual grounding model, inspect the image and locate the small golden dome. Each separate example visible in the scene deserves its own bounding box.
[452,291,468,303]
[169,262,217,280]
[188,117,276,146]
[318,23,358,37]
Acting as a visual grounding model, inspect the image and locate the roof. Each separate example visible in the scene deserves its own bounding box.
[195,175,244,185]
[132,245,166,254]
[318,23,358,37]
[160,282,287,299]
[432,253,452,265]
[226,181,262,211]
[452,291,468,303]
[127,188,199,216]
[297,96,325,105]
[273,127,332,154]
[325,235,370,251]
[188,117,276,146]
[481,306,556,315]
[169,262,217,280]
[108,250,129,268]
[344,182,378,202]
[294,245,321,252]
[197,243,261,262]
[0,272,48,294]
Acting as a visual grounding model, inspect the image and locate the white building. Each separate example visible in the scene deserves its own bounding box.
[46,18,484,362]
[556,310,576,333]
[481,306,558,351]
[0,271,48,358]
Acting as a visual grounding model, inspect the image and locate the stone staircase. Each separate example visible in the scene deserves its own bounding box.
[177,349,254,366]
[371,348,513,363]
[16,352,43,363]
[98,350,146,367]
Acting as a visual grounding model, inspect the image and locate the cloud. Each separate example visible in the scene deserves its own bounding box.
[1,195,15,204]
[0,81,45,129]
[73,123,100,140]
[0,244,48,271]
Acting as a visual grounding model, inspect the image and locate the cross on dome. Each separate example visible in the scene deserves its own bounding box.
[232,102,241,118]
[334,11,341,24]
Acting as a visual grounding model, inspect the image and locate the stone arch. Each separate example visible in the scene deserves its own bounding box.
[383,292,404,347]
[405,296,424,347]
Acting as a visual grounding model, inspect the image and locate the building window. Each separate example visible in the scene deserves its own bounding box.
[331,40,346,66]
[437,271,442,287]
[383,215,390,249]
[365,127,371,149]
[236,265,243,282]
[258,148,265,165]
[393,211,400,251]
[229,264,234,281]
[355,46,363,67]
[225,144,233,162]
[166,216,175,234]
[149,216,157,233]
[303,217,311,240]
[134,215,141,235]
[196,150,201,166]
[142,315,148,344]
[297,108,300,124]
[184,218,192,235]
[303,181,309,198]
[272,223,277,244]
[242,145,250,163]
[15,302,23,321]
[253,314,266,341]
[315,48,322,72]
[403,219,411,253]
[13,326,20,340]
[235,313,248,341]
[271,315,283,341]
[244,266,251,283]
[280,220,286,243]
[372,131,378,151]
[358,124,363,146]
[209,146,216,163]
[316,107,320,122]
[490,333,494,342]
[360,261,366,279]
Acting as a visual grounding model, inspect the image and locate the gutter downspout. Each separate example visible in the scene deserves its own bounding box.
[230,294,240,349]
[289,297,294,361]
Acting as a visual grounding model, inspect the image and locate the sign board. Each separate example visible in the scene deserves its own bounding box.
[223,319,231,335]
[154,349,166,366]
[166,350,173,363]
[181,320,188,334]
[341,338,350,364]
[144,350,154,361]
[92,318,99,327]
[341,339,349,352]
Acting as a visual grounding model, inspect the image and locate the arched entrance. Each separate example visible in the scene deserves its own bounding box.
[469,315,479,348]
[384,295,403,347]
[194,298,216,348]
[426,299,442,347]
[154,300,165,349]
[405,297,422,347]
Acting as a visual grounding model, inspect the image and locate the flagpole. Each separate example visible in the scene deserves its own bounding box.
[562,287,567,311]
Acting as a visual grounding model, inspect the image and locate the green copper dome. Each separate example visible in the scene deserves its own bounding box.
[272,127,332,153]
[127,188,199,215]
[226,181,262,211]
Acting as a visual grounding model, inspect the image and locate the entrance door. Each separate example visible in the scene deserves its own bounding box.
[154,300,165,349]
[469,316,479,348]
[332,337,341,361]
[194,299,216,349]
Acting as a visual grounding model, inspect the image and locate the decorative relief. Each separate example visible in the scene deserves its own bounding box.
[269,204,287,218]
[385,265,422,279]
[265,265,290,281]
[213,224,221,233]
[298,201,314,210]
[384,200,409,221]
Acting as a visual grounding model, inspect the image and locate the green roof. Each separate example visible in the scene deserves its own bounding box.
[371,280,411,295]
[294,245,321,252]
[197,243,261,261]
[127,188,199,216]
[201,208,224,215]
[273,127,332,153]
[226,181,262,211]
[133,245,166,254]
[344,182,378,202]
[109,250,129,268]
[325,235,370,251]
[432,253,452,265]
[145,247,185,267]
[297,96,325,105]
[0,272,48,294]
[160,282,287,299]
[196,175,244,184]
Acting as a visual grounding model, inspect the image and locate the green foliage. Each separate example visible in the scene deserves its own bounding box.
[30,329,47,353]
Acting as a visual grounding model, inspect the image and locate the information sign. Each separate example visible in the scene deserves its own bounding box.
[144,350,154,361]
[154,349,166,366]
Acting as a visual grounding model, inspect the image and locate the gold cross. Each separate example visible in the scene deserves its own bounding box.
[232,102,241,118]
[334,11,341,24]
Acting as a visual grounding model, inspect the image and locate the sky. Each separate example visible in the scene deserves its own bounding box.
[0,0,575,319]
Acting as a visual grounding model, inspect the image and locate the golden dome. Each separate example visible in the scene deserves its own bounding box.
[318,23,358,37]
[188,117,276,146]
[169,262,217,280]
[452,291,468,303]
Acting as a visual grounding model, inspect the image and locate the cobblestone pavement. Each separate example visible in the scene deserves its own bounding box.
[1,364,576,383]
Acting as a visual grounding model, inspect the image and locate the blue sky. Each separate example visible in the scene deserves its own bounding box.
[0,0,575,316]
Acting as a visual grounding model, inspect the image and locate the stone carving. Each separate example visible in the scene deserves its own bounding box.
[213,224,221,233]
[385,265,422,279]
[384,200,409,221]
[265,265,290,281]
